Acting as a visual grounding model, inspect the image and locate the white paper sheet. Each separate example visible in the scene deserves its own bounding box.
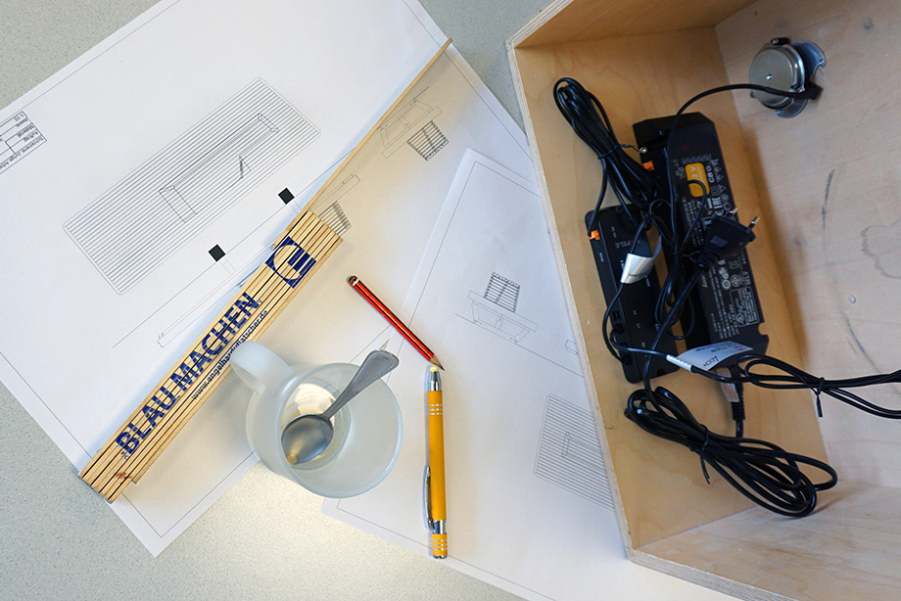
[0,0,533,554]
[322,150,731,601]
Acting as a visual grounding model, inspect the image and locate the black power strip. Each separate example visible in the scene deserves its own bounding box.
[585,206,678,383]
[633,113,769,356]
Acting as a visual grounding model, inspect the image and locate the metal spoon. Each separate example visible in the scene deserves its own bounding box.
[281,349,399,465]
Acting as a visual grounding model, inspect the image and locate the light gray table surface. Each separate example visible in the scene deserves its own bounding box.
[0,1,555,600]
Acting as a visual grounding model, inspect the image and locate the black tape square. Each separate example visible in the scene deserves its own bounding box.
[209,245,225,261]
[278,188,295,204]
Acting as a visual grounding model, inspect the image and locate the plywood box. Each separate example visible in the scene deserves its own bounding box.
[508,1,901,599]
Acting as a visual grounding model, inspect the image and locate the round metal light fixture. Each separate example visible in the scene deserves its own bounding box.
[749,38,826,118]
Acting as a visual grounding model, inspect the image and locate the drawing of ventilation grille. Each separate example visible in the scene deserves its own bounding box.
[535,396,613,510]
[468,272,537,343]
[377,91,441,158]
[407,121,448,161]
[311,174,358,238]
[64,79,319,294]
[484,273,519,312]
[319,202,351,237]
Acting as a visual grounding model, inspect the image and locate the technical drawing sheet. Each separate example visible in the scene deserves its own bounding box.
[0,0,534,554]
[322,151,731,601]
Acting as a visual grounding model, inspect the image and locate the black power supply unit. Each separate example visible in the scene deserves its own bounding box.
[633,113,769,356]
[585,206,679,383]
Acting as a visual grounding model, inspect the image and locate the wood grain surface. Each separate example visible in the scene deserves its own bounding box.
[717,0,901,490]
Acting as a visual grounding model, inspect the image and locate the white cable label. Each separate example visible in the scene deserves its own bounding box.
[620,237,662,284]
[667,341,752,372]
[620,253,655,284]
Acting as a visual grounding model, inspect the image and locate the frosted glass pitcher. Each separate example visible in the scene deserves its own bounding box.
[230,341,402,497]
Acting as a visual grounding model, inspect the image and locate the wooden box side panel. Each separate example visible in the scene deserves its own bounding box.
[512,30,826,549]
[516,0,756,48]
[717,0,901,489]
[638,483,901,601]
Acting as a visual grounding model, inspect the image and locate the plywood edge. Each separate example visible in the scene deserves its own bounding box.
[507,39,636,553]
[629,548,792,601]
[513,0,759,48]
[637,482,901,601]
[508,0,574,49]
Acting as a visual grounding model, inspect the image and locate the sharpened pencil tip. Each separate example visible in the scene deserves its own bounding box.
[430,357,444,370]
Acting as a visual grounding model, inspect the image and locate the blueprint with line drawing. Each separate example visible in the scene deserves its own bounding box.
[65,79,319,294]
[0,0,533,555]
[322,150,732,601]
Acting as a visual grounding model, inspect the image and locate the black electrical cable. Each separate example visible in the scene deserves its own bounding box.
[692,354,901,420]
[600,214,673,363]
[720,365,746,438]
[554,77,852,518]
[555,77,714,341]
[554,79,816,237]
[553,78,659,231]
[661,83,819,209]
[653,180,709,335]
[627,212,840,517]
[624,386,837,517]
[651,83,817,341]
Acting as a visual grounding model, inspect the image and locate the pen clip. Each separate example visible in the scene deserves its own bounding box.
[422,464,434,530]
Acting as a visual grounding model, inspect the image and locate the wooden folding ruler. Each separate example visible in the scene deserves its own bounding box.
[80,40,451,502]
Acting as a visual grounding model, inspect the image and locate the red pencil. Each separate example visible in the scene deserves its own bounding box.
[347,275,443,369]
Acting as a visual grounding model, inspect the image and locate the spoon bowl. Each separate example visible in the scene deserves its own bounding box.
[282,414,333,464]
[280,349,399,465]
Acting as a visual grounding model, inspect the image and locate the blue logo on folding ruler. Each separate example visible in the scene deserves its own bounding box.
[266,235,316,287]
[114,292,261,457]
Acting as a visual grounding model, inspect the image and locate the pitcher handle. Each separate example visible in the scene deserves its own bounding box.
[230,341,294,395]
